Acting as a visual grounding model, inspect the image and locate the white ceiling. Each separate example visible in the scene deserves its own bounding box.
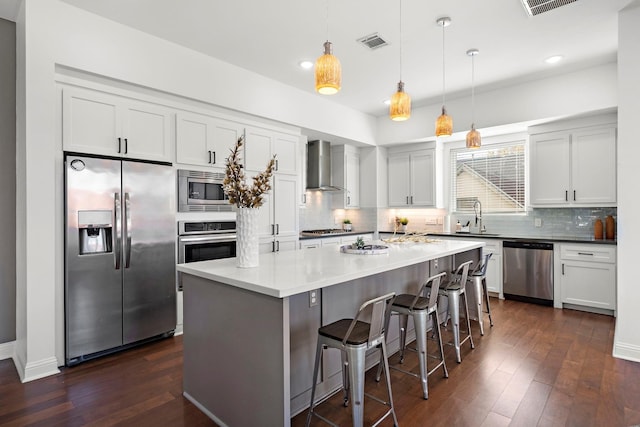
[3,0,630,118]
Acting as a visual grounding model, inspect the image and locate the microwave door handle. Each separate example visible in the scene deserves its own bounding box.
[114,193,121,270]
[124,192,132,268]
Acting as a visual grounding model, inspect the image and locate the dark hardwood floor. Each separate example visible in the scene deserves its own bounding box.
[1,299,639,426]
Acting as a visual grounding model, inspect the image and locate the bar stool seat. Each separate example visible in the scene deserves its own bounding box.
[439,260,475,363]
[305,292,399,427]
[468,253,494,335]
[376,272,448,400]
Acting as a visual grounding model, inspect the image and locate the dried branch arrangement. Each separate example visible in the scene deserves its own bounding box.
[223,136,276,208]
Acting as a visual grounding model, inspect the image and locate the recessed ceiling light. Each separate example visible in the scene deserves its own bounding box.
[545,55,563,64]
[299,60,314,70]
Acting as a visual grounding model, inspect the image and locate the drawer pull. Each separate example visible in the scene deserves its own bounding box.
[577,252,594,256]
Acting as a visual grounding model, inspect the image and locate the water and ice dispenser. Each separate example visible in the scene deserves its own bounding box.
[78,210,113,255]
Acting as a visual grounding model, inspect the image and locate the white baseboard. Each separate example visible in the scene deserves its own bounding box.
[0,341,15,360]
[613,341,640,363]
[12,350,60,383]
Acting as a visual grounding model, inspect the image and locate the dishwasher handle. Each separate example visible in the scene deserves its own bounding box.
[503,240,553,251]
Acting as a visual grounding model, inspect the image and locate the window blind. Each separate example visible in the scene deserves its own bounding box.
[450,141,526,213]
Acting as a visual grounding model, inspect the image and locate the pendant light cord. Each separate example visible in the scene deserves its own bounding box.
[441,22,446,106]
[399,0,403,81]
[471,53,475,124]
[325,0,329,42]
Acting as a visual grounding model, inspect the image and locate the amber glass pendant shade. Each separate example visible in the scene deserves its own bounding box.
[315,41,341,95]
[390,81,411,121]
[466,124,481,149]
[435,106,453,136]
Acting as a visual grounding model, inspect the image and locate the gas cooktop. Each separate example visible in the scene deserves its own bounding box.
[300,229,345,237]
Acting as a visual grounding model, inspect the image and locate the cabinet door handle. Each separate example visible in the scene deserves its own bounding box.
[347,196,350,205]
[272,241,275,252]
[276,240,280,252]
[208,151,212,164]
[410,196,414,205]
[212,151,216,164]
[562,263,564,275]
[573,190,576,201]
[275,159,279,171]
[124,138,128,154]
[565,190,568,202]
[117,137,122,154]
[271,224,275,236]
[406,196,409,205]
[276,224,280,235]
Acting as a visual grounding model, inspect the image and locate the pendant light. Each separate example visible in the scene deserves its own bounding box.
[390,0,411,121]
[315,0,341,95]
[466,49,481,149]
[435,17,453,137]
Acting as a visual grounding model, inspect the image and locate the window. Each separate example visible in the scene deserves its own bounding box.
[450,141,525,213]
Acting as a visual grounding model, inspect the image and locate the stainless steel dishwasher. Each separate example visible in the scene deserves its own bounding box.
[503,240,554,306]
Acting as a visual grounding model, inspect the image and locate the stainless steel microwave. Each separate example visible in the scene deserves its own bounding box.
[178,170,230,212]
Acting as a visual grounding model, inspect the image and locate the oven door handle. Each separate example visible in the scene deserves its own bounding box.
[179,234,237,243]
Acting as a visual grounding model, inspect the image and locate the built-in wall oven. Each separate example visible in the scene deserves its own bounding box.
[177,220,236,290]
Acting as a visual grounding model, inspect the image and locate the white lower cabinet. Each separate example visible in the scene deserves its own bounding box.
[559,244,616,314]
[483,240,503,298]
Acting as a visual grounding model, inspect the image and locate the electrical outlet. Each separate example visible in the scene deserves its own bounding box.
[309,289,319,307]
[535,218,542,227]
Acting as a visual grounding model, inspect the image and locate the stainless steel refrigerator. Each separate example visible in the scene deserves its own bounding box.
[65,154,176,366]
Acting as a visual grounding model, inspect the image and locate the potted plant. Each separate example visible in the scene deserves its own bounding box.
[400,217,409,232]
[342,218,352,231]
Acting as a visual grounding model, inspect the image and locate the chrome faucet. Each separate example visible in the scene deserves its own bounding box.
[473,200,484,233]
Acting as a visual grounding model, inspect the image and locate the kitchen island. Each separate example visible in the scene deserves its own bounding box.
[177,239,483,427]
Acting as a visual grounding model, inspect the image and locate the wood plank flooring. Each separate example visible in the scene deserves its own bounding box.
[1,299,639,426]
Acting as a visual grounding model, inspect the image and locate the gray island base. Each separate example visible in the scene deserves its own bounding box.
[178,239,483,427]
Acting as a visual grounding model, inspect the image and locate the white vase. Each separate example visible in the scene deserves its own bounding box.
[236,207,259,268]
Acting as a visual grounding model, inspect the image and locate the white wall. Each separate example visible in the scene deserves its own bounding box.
[614,0,640,362]
[0,17,16,346]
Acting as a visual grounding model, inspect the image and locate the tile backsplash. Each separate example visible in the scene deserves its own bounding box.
[450,207,617,239]
[300,191,617,239]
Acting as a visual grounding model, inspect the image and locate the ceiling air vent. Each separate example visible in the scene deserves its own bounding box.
[357,33,388,50]
[520,0,578,16]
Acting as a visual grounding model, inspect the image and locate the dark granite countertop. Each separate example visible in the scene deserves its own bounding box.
[401,231,617,245]
[299,230,375,240]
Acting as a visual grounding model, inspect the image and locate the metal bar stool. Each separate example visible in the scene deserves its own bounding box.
[375,272,448,400]
[468,253,494,335]
[441,260,474,363]
[305,292,399,427]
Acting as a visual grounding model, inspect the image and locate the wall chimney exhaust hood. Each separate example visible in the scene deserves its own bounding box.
[306,140,342,191]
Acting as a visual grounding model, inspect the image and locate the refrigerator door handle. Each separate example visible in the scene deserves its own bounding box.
[114,193,122,270]
[124,192,132,268]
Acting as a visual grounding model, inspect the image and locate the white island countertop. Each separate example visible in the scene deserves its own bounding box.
[176,239,484,298]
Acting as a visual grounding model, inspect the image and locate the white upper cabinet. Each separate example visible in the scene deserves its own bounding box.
[388,148,435,207]
[332,144,360,209]
[63,86,172,162]
[530,125,616,206]
[244,126,298,175]
[175,112,244,168]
